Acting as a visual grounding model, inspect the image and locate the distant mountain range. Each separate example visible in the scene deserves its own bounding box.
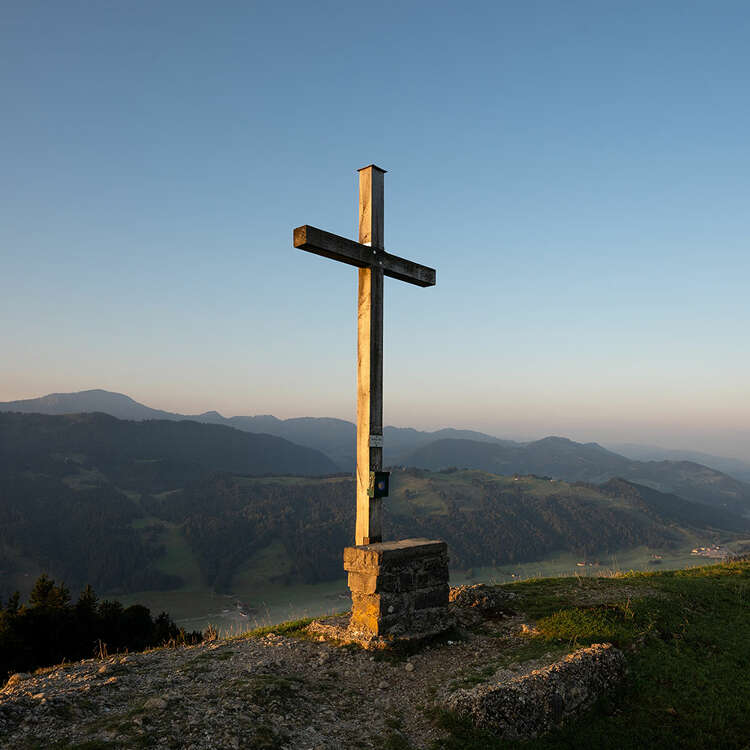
[3,389,750,515]
[0,411,338,485]
[0,389,512,469]
[0,390,182,421]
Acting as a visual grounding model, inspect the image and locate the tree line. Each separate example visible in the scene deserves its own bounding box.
[0,473,180,597]
[144,471,689,590]
[0,575,201,686]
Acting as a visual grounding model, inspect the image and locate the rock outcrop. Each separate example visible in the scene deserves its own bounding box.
[444,643,626,739]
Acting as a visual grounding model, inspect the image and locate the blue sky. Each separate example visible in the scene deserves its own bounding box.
[2,1,749,458]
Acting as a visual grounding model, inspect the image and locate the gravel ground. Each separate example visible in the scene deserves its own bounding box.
[0,585,630,749]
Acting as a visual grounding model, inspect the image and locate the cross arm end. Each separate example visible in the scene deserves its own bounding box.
[293,225,371,269]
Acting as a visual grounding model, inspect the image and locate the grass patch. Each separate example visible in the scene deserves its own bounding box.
[534,601,640,647]
[494,639,568,666]
[229,617,315,640]
[502,573,655,619]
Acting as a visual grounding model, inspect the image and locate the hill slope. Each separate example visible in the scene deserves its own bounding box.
[608,441,750,482]
[401,436,750,514]
[0,412,338,594]
[5,423,748,599]
[0,411,338,484]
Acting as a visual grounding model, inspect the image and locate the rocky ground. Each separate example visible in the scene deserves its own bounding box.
[0,585,630,749]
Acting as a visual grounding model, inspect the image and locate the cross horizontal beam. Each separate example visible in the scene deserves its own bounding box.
[293,225,436,288]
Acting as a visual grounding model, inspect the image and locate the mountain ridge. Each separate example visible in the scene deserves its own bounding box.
[2,387,742,471]
[3,389,749,513]
[401,437,750,514]
[0,389,514,470]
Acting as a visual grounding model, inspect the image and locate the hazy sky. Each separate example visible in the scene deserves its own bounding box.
[2,2,749,459]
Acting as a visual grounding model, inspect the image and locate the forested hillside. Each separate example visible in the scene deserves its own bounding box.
[3,421,749,599]
[0,412,337,487]
[139,470,748,593]
[0,412,338,596]
[3,412,749,602]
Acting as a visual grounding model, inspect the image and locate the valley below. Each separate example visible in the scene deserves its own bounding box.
[119,539,748,636]
[3,408,750,638]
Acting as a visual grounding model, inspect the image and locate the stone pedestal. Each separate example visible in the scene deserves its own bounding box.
[344,538,450,639]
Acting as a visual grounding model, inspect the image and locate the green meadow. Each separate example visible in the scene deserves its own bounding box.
[432,559,750,749]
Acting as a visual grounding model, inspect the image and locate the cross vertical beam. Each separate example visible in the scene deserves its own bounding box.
[293,165,435,548]
[356,165,385,545]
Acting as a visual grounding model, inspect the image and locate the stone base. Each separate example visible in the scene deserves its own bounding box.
[344,538,450,639]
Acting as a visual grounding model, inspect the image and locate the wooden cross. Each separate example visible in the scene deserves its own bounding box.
[293,165,436,546]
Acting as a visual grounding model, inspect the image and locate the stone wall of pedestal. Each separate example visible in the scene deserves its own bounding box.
[343,538,450,638]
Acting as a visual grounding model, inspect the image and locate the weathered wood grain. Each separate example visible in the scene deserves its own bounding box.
[358,165,385,249]
[292,164,437,547]
[356,166,384,545]
[293,225,435,288]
